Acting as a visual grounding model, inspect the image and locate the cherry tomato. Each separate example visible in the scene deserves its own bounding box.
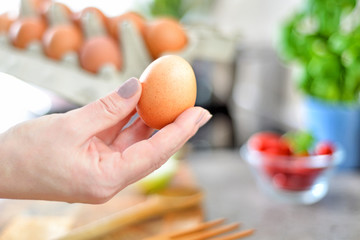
[248,132,280,151]
[315,141,334,155]
[249,132,292,155]
[271,167,325,191]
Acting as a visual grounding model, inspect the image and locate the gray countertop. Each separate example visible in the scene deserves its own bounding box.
[187,149,360,240]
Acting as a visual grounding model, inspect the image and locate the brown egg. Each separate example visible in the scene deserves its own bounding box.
[0,13,15,33]
[144,18,188,59]
[9,17,46,49]
[136,55,197,129]
[42,24,83,60]
[79,36,122,73]
[72,7,108,32]
[108,12,146,41]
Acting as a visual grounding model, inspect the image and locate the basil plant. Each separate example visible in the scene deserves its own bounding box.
[278,0,360,102]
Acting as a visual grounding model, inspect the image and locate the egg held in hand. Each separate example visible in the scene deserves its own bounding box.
[136,55,197,130]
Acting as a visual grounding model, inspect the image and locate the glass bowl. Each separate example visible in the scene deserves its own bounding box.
[240,144,343,204]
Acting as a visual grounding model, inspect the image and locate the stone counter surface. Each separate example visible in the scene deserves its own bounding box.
[187,150,360,240]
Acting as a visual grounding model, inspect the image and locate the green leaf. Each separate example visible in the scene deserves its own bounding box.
[310,79,341,101]
[308,54,341,79]
[297,66,313,93]
[343,62,360,101]
[328,33,349,54]
[282,131,315,154]
[342,43,360,67]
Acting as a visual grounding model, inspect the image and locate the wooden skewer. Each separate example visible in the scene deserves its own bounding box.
[169,218,226,238]
[210,229,255,240]
[145,219,254,240]
[60,188,203,240]
[143,218,226,240]
[175,222,240,240]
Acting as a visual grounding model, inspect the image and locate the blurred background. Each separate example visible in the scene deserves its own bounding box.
[0,0,305,148]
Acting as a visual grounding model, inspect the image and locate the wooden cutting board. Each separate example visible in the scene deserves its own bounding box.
[0,161,204,240]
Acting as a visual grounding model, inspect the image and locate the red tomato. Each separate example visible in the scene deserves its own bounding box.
[272,172,314,191]
[248,132,280,151]
[249,132,292,155]
[315,142,334,155]
[277,139,292,155]
[270,166,326,191]
[264,147,284,156]
[263,139,292,156]
[272,173,288,189]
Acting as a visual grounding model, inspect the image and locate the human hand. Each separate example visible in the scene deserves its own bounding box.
[0,78,211,203]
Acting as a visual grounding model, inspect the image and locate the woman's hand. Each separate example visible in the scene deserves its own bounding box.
[0,77,211,203]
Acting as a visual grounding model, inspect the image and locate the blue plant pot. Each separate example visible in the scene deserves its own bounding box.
[305,97,360,168]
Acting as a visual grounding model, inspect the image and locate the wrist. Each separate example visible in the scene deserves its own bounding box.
[0,129,16,198]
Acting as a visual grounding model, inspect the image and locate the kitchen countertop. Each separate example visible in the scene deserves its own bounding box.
[187,149,360,240]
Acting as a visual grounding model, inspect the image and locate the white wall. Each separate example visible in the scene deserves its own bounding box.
[210,0,303,47]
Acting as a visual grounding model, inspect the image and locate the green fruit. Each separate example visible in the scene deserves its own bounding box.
[135,156,179,194]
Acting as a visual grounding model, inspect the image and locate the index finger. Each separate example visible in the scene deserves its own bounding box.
[121,107,211,181]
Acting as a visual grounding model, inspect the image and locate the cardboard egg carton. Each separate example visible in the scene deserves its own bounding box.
[0,16,238,106]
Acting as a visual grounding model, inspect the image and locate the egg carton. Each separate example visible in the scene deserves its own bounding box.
[0,20,148,105]
[0,21,238,106]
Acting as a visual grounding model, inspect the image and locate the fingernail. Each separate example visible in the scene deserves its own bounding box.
[196,110,212,127]
[117,77,139,99]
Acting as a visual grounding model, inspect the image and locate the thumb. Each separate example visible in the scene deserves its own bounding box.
[67,77,142,138]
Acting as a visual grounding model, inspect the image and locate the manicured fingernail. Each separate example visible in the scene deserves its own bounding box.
[196,110,212,127]
[117,77,139,99]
